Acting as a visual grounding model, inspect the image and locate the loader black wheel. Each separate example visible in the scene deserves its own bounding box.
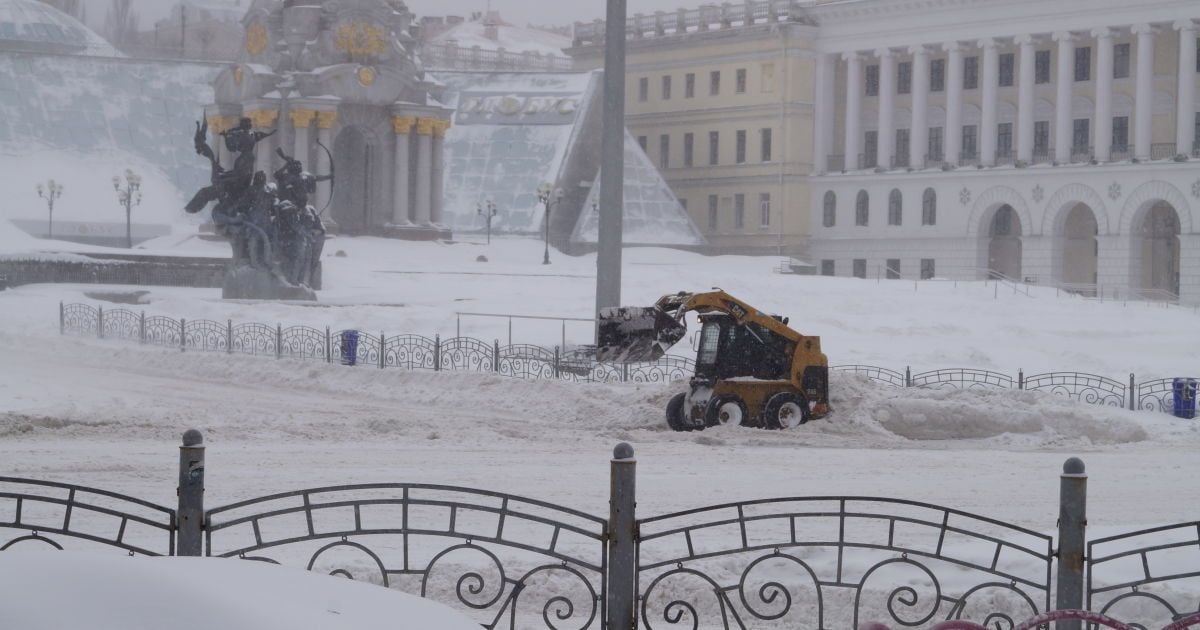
[665,392,694,432]
[705,395,749,428]
[764,392,809,430]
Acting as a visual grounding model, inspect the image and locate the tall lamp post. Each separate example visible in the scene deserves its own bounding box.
[537,182,564,265]
[36,179,63,240]
[112,169,143,249]
[477,198,497,244]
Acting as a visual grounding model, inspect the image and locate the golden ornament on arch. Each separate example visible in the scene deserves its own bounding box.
[244,22,268,56]
[357,66,377,87]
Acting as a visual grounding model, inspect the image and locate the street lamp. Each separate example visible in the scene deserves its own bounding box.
[536,182,564,265]
[35,179,63,240]
[112,169,143,249]
[477,197,498,244]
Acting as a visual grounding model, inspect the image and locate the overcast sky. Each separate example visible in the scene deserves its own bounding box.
[78,0,711,31]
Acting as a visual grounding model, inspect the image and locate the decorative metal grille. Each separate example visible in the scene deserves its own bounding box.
[331,330,381,366]
[231,323,278,356]
[441,337,495,372]
[1137,378,1198,413]
[911,369,1015,390]
[62,303,98,336]
[143,316,182,347]
[280,326,328,361]
[1023,372,1126,407]
[833,365,907,388]
[1088,521,1200,630]
[101,308,140,341]
[385,334,438,370]
[184,319,229,352]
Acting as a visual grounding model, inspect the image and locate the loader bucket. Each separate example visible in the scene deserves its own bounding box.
[593,306,687,363]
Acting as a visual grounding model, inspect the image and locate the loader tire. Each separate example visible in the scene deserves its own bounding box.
[705,395,749,428]
[665,392,693,432]
[764,392,809,430]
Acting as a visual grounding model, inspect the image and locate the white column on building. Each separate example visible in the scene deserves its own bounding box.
[979,38,998,166]
[877,48,896,168]
[844,52,864,168]
[1176,20,1197,156]
[414,117,434,225]
[1093,27,1114,162]
[944,42,964,164]
[1016,34,1036,163]
[818,53,836,169]
[431,120,447,225]
[1053,31,1074,163]
[909,45,929,168]
[813,53,832,172]
[1133,24,1155,160]
[391,115,414,225]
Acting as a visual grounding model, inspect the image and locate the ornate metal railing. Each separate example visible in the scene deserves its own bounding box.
[420,42,574,73]
[205,483,607,630]
[832,364,907,388]
[0,476,175,556]
[911,368,1015,390]
[1022,372,1127,407]
[635,497,1053,630]
[1088,521,1200,629]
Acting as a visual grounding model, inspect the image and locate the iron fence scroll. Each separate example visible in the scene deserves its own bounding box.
[1088,521,1200,629]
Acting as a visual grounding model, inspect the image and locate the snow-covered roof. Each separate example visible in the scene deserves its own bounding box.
[429,17,571,58]
[0,0,122,57]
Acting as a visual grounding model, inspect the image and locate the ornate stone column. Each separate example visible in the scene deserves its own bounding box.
[414,117,434,225]
[877,48,896,168]
[979,38,998,166]
[1176,21,1197,156]
[944,42,964,166]
[1053,31,1075,163]
[315,110,337,224]
[247,109,279,174]
[812,52,833,172]
[289,109,315,167]
[431,119,450,225]
[1016,34,1036,163]
[843,52,863,168]
[1130,24,1156,160]
[909,45,929,168]
[1093,28,1114,162]
[391,115,415,225]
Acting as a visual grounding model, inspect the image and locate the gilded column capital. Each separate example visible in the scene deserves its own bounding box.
[393,115,417,134]
[289,109,317,129]
[432,119,452,139]
[315,110,338,129]
[246,109,279,129]
[415,117,437,136]
[205,115,231,134]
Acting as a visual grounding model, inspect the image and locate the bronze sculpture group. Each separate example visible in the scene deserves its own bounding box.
[186,116,329,296]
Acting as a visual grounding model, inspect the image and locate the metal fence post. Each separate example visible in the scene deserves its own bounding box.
[276,324,282,359]
[554,346,561,378]
[1128,373,1135,411]
[325,326,331,363]
[493,339,500,372]
[905,366,912,387]
[1019,369,1025,390]
[180,318,186,352]
[226,320,232,354]
[1055,457,1087,629]
[59,301,64,335]
[434,334,441,371]
[139,311,146,344]
[97,306,104,339]
[380,332,386,369]
[177,429,206,557]
[608,443,637,630]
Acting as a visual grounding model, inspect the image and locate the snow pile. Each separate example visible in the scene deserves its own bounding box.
[0,551,480,630]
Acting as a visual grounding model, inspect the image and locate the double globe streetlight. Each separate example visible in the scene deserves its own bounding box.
[536,182,564,265]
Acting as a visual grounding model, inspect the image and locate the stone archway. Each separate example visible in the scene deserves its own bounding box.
[332,125,378,234]
[987,204,1023,280]
[1131,201,1181,297]
[1053,203,1099,290]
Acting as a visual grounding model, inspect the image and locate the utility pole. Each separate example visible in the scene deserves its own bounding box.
[595,0,626,316]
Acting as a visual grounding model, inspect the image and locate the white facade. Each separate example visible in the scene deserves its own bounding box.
[807,0,1200,302]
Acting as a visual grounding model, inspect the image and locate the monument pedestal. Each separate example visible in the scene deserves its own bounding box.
[222,264,316,300]
[380,223,452,241]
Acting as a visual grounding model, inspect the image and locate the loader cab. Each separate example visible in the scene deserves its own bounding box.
[694,314,793,382]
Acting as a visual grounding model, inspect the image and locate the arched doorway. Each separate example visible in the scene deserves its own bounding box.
[332,125,376,234]
[987,204,1023,279]
[1132,201,1181,296]
[1056,203,1099,290]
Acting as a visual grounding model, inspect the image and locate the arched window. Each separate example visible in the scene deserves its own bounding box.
[855,190,869,226]
[922,188,937,225]
[888,189,902,226]
[823,191,836,227]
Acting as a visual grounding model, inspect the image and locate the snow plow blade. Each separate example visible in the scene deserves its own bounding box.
[593,306,688,363]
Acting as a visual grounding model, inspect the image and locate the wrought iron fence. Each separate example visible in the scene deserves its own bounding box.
[1088,521,1200,629]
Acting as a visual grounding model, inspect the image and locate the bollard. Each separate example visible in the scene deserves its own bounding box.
[177,429,206,557]
[1055,457,1087,630]
[607,443,637,630]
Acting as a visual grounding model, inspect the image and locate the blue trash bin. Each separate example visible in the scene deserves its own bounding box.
[1172,378,1197,419]
[340,330,359,366]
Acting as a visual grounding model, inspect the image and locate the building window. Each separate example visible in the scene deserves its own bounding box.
[866,64,880,96]
[734,194,745,229]
[637,135,647,151]
[895,129,910,167]
[964,55,979,89]
[1034,121,1050,156]
[888,189,902,226]
[1075,46,1091,81]
[886,259,901,280]
[761,63,776,92]
[638,77,648,101]
[659,134,670,169]
[1035,50,1051,84]
[1072,118,1090,154]
[853,259,867,279]
[683,133,694,167]
[708,131,719,165]
[1112,116,1129,152]
[710,70,720,95]
[685,73,695,98]
[662,75,672,100]
[928,127,944,162]
[999,52,1015,87]
[761,128,772,162]
[821,260,835,276]
[736,68,747,93]
[823,191,836,227]
[921,188,936,225]
[898,61,912,94]
[921,258,935,280]
[1113,43,1130,79]
[997,122,1013,158]
[707,195,718,231]
[855,190,869,226]
[759,193,770,227]
[930,58,945,92]
[864,131,878,168]
[736,130,747,163]
[962,125,978,160]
